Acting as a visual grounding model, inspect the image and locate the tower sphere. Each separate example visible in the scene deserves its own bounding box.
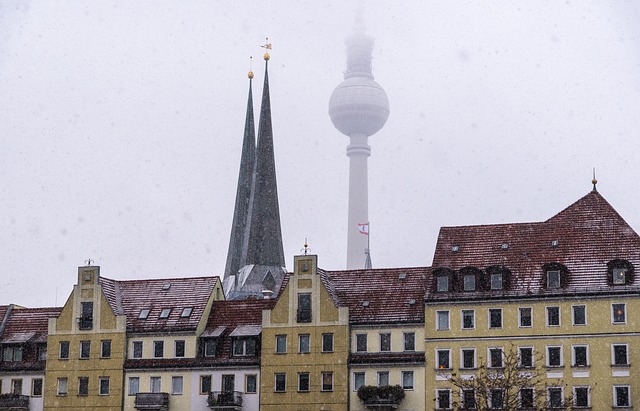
[328,77,389,137]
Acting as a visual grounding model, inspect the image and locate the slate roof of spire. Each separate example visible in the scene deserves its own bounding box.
[428,190,640,300]
[100,276,218,333]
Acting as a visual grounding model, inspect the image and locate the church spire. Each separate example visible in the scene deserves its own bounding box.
[224,70,256,280]
[244,51,285,268]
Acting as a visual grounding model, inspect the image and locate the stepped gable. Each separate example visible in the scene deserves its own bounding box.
[100,276,218,333]
[429,190,640,299]
[320,267,426,325]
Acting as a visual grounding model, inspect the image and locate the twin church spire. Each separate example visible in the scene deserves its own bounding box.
[223,50,286,299]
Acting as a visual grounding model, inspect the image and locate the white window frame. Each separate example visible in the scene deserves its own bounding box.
[321,372,333,392]
[572,344,589,367]
[355,333,368,352]
[377,371,389,386]
[463,274,476,291]
[547,386,564,408]
[297,372,310,392]
[518,346,534,368]
[546,345,563,367]
[274,373,286,392]
[57,377,68,396]
[436,310,450,331]
[379,332,391,352]
[128,377,140,396]
[322,333,334,353]
[572,304,587,326]
[613,385,631,407]
[520,387,535,409]
[403,332,416,351]
[298,334,310,353]
[611,343,629,366]
[275,334,287,354]
[353,372,365,391]
[573,385,590,408]
[436,276,449,292]
[461,347,476,369]
[612,303,627,324]
[547,270,561,288]
[401,371,414,390]
[613,268,626,285]
[461,309,475,330]
[436,348,452,370]
[171,376,182,395]
[490,273,503,290]
[132,341,143,359]
[488,308,502,329]
[546,306,561,327]
[488,346,504,368]
[518,307,532,328]
[99,377,110,396]
[436,388,452,409]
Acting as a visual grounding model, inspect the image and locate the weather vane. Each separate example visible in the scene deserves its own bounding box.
[592,167,598,192]
[301,238,310,255]
[85,258,94,266]
[261,37,272,61]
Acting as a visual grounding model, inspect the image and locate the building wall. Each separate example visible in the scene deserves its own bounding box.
[123,371,193,410]
[0,373,46,411]
[44,266,126,411]
[425,295,640,409]
[190,368,261,411]
[261,255,350,411]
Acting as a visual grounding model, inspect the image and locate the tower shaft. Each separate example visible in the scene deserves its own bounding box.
[346,133,370,269]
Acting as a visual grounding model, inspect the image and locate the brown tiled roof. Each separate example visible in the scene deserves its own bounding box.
[429,191,640,300]
[100,276,219,333]
[319,268,427,325]
[0,305,10,336]
[1,306,62,343]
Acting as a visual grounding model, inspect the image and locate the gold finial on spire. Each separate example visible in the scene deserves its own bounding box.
[248,56,254,79]
[260,37,272,61]
[592,167,598,192]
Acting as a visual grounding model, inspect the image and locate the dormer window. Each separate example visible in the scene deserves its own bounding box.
[490,273,503,290]
[547,270,561,288]
[613,268,626,285]
[437,276,449,292]
[459,267,482,292]
[485,266,511,291]
[607,259,634,286]
[463,275,475,291]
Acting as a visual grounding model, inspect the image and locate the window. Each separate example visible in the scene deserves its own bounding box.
[101,340,111,358]
[159,308,171,319]
[80,341,90,359]
[153,341,164,358]
[296,372,310,392]
[275,334,287,353]
[11,379,22,395]
[612,303,626,324]
[572,305,586,326]
[573,345,588,367]
[462,309,475,329]
[78,377,89,396]
[520,387,534,409]
[132,341,143,358]
[612,344,629,366]
[462,348,476,369]
[547,270,561,288]
[36,345,47,361]
[490,273,503,290]
[175,340,185,357]
[354,372,365,390]
[321,372,333,391]
[574,386,589,408]
[245,375,257,394]
[138,309,150,319]
[401,371,414,390]
[60,341,70,359]
[233,339,256,356]
[437,311,450,330]
[2,346,22,362]
[519,307,532,327]
[514,346,532,368]
[463,274,476,291]
[463,389,476,409]
[99,377,110,395]
[299,334,310,353]
[490,389,504,409]
[57,377,68,396]
[547,346,562,367]
[614,385,630,407]
[436,389,451,409]
[150,377,161,393]
[200,375,212,395]
[548,387,563,408]
[437,276,449,292]
[356,334,368,352]
[274,373,286,392]
[297,293,312,323]
[171,376,183,395]
[489,347,503,368]
[489,308,502,328]
[322,333,334,352]
[404,332,416,351]
[613,268,626,285]
[79,301,93,330]
[32,378,43,397]
[546,306,560,326]
[437,349,451,369]
[204,339,217,357]
[377,371,389,386]
[380,333,391,351]
[129,377,140,396]
[180,307,193,317]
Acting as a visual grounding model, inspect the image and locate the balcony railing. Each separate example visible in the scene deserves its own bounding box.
[207,391,243,410]
[0,394,30,410]
[134,393,169,410]
[358,385,405,411]
[296,308,312,323]
[77,316,93,330]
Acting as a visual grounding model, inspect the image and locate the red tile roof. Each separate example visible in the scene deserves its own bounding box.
[428,191,640,299]
[1,306,62,343]
[319,267,427,325]
[100,276,219,333]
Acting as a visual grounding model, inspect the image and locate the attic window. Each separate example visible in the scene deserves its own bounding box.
[551,239,559,247]
[181,307,193,318]
[607,259,634,286]
[138,309,150,319]
[162,283,171,291]
[436,276,449,292]
[490,273,503,290]
[451,245,460,253]
[547,270,561,288]
[542,263,569,289]
[362,301,370,307]
[501,243,509,250]
[398,273,407,280]
[408,299,416,305]
[159,308,171,319]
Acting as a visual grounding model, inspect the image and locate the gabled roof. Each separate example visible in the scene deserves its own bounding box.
[429,190,640,299]
[320,267,426,325]
[100,276,219,333]
[0,305,10,337]
[1,307,62,344]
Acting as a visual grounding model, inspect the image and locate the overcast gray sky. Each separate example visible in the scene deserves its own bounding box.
[1,1,639,307]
